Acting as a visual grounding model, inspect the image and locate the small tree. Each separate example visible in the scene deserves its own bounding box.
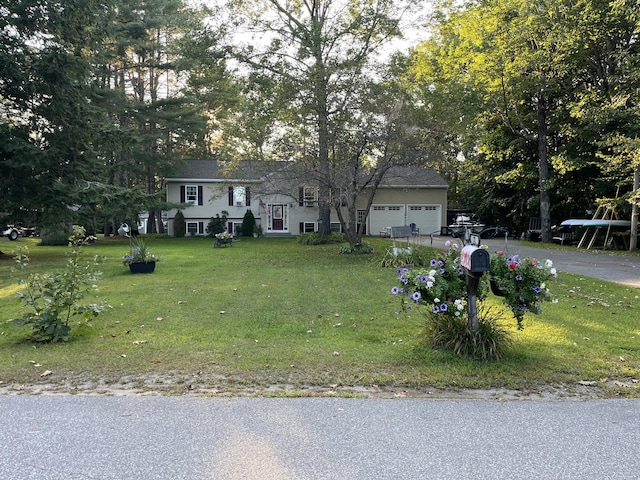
[11,226,109,342]
[241,209,257,237]
[206,211,228,237]
[173,210,186,237]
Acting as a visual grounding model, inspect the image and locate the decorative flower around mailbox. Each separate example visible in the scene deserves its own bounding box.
[392,241,557,330]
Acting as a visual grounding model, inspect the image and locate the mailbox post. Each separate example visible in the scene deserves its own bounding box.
[460,245,491,334]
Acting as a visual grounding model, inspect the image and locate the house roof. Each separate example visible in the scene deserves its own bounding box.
[380,166,448,188]
[168,159,448,188]
[169,159,277,182]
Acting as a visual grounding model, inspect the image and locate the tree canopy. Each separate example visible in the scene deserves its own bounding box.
[410,0,640,245]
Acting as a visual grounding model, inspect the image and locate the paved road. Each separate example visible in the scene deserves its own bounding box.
[419,235,640,288]
[2,396,639,480]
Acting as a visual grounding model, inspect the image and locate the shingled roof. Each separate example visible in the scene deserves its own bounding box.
[380,166,448,187]
[170,159,281,181]
[169,159,448,188]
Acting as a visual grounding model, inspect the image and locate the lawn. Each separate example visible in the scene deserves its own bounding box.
[0,235,638,398]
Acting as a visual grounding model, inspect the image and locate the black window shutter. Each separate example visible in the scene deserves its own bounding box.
[246,186,251,206]
[298,187,304,206]
[197,186,203,206]
[180,186,185,203]
[198,222,204,234]
[228,186,233,206]
[299,222,304,234]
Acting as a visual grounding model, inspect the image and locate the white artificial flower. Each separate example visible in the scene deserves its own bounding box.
[545,259,553,268]
[434,297,440,303]
[550,268,557,275]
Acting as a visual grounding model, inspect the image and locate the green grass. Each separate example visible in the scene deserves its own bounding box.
[0,235,638,397]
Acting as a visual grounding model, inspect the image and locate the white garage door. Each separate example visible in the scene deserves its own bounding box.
[407,205,441,235]
[370,205,405,235]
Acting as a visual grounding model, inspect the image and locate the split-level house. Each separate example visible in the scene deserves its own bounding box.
[165,159,449,237]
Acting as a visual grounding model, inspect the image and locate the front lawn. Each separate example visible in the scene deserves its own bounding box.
[0,236,638,397]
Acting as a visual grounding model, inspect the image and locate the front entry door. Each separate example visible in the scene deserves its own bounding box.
[270,204,287,231]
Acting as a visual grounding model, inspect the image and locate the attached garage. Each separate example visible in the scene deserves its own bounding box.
[407,205,442,235]
[369,205,405,235]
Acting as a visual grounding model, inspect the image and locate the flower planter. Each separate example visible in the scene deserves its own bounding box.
[214,237,233,247]
[128,261,156,274]
[489,278,507,297]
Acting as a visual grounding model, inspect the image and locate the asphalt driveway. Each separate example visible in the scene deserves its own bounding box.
[418,235,640,288]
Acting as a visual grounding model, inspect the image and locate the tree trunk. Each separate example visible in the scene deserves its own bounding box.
[630,166,639,251]
[537,94,552,243]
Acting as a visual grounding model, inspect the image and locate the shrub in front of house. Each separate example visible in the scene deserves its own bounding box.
[173,210,186,237]
[299,233,347,245]
[241,209,257,237]
[206,211,228,238]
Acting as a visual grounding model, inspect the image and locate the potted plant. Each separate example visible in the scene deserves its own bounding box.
[123,236,161,273]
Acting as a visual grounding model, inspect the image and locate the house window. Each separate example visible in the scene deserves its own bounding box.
[186,222,198,235]
[304,187,317,206]
[228,186,251,207]
[330,222,342,233]
[186,185,198,205]
[181,185,203,205]
[302,222,315,233]
[299,186,318,206]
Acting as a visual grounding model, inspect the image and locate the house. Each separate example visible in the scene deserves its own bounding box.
[165,159,449,237]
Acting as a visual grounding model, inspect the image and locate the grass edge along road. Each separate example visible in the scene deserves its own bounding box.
[0,236,638,398]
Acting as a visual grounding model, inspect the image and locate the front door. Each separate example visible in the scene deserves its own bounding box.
[269,204,288,232]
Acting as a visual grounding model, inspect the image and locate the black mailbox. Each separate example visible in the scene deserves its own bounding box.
[460,245,490,273]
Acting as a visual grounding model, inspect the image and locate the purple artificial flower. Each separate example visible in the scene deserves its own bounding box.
[391,287,400,295]
[440,303,448,312]
[412,292,421,301]
[515,275,523,281]
[420,275,429,283]
[432,305,440,314]
[532,286,542,293]
[430,259,438,267]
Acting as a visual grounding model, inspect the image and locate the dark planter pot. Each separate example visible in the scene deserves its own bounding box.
[129,261,156,274]
[489,278,507,297]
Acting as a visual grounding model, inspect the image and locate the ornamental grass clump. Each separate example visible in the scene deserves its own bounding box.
[489,251,557,330]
